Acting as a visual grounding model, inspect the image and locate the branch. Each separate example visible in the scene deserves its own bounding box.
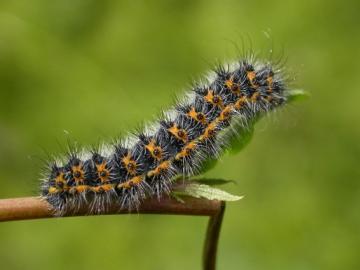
[203,201,225,270]
[0,196,225,270]
[0,196,223,221]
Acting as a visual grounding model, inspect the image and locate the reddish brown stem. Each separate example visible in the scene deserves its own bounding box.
[203,201,226,270]
[0,196,225,270]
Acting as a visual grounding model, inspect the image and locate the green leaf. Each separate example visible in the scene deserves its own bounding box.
[226,124,254,155]
[178,183,243,201]
[198,158,219,174]
[193,178,236,186]
[170,193,185,203]
[286,89,309,103]
[196,89,308,173]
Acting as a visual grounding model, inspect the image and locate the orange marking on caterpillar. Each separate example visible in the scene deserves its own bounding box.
[72,164,85,183]
[225,77,241,95]
[204,90,224,109]
[201,122,217,140]
[121,154,137,175]
[147,161,170,177]
[101,184,114,191]
[168,124,188,143]
[55,172,66,185]
[75,185,89,193]
[187,107,207,125]
[225,78,233,89]
[251,92,260,102]
[118,176,143,189]
[48,187,59,194]
[247,71,256,82]
[234,96,248,110]
[145,140,163,161]
[247,71,258,88]
[175,141,197,160]
[92,184,115,192]
[266,76,273,93]
[219,105,233,121]
[96,163,110,182]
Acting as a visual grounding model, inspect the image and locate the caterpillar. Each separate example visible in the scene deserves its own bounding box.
[41,55,290,215]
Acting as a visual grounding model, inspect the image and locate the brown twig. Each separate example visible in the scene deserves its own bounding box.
[0,196,225,270]
[203,201,226,270]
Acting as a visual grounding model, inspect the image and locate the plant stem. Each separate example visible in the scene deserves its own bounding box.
[203,201,226,270]
[0,196,225,270]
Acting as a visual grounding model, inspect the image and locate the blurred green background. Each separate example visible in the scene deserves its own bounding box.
[0,0,359,269]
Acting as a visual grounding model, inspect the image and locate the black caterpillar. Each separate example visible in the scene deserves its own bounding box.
[41,56,289,215]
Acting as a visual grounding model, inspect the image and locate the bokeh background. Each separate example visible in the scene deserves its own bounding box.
[0,1,359,269]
